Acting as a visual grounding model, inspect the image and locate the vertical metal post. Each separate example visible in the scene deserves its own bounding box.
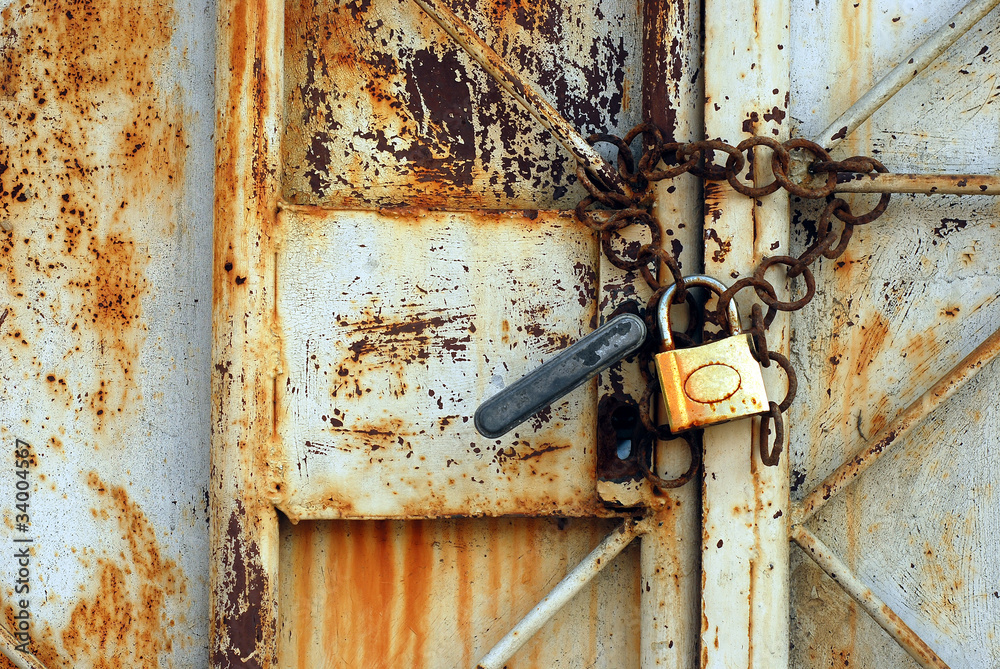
[640,0,703,666]
[701,0,791,666]
[211,1,285,667]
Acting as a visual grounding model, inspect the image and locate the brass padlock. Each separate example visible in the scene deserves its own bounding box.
[655,275,768,433]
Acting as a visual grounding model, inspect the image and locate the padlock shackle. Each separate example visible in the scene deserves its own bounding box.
[658,275,741,350]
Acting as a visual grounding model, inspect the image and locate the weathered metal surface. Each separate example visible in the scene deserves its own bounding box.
[834,172,1000,195]
[701,0,792,666]
[273,207,620,519]
[790,524,949,669]
[211,0,284,667]
[788,0,1000,665]
[282,0,643,210]
[477,518,646,669]
[208,0,1000,667]
[412,0,626,196]
[814,0,1000,151]
[638,0,703,664]
[0,0,214,666]
[276,516,641,668]
[795,322,1000,525]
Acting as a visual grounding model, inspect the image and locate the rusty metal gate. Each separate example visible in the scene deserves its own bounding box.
[3,0,1000,667]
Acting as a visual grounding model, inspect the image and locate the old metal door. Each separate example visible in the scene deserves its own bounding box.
[211,1,1000,668]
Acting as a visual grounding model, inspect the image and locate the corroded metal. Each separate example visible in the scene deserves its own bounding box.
[0,0,212,665]
[411,0,626,195]
[639,0,704,663]
[791,524,951,669]
[283,0,642,210]
[0,624,46,669]
[789,1,1000,663]
[211,0,284,667]
[476,518,647,669]
[814,0,1000,150]
[834,172,1000,195]
[276,516,642,667]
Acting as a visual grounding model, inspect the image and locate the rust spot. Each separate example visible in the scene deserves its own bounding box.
[211,500,270,668]
[704,228,731,264]
[762,105,786,125]
[282,0,640,209]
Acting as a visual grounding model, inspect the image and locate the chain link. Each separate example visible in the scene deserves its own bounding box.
[575,124,892,479]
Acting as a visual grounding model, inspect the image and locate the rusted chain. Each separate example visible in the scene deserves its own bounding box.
[578,125,892,474]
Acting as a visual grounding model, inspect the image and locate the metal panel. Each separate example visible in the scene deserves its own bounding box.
[0,0,216,666]
[277,516,640,668]
[788,0,1000,666]
[282,0,643,210]
[273,207,610,519]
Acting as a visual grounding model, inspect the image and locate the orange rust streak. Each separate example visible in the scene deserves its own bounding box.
[402,521,432,665]
[294,522,316,665]
[454,522,472,668]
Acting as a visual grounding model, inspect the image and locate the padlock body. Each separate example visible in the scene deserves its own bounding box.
[654,334,768,433]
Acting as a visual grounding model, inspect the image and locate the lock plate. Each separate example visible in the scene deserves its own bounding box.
[655,333,768,433]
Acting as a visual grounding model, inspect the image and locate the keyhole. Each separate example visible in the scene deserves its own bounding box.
[609,403,640,461]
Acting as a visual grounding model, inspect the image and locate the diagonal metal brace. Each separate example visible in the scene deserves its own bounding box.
[476,518,647,669]
[411,0,627,195]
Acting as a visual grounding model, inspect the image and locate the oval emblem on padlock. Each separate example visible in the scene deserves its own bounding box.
[684,363,742,404]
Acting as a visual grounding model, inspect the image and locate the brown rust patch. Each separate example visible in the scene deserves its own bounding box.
[282,0,641,209]
[212,500,270,669]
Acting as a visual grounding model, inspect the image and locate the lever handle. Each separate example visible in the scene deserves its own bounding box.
[474,313,647,438]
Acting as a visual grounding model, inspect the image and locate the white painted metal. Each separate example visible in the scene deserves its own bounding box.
[701,0,791,666]
[795,323,1000,525]
[789,0,1000,665]
[791,524,948,669]
[814,0,1000,150]
[0,1,215,665]
[273,208,607,520]
[209,0,1000,666]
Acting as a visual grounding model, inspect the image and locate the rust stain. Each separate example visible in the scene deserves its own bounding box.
[791,559,858,668]
[279,518,639,666]
[453,521,472,669]
[212,501,270,669]
[11,474,189,668]
[282,0,640,209]
[0,0,186,431]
